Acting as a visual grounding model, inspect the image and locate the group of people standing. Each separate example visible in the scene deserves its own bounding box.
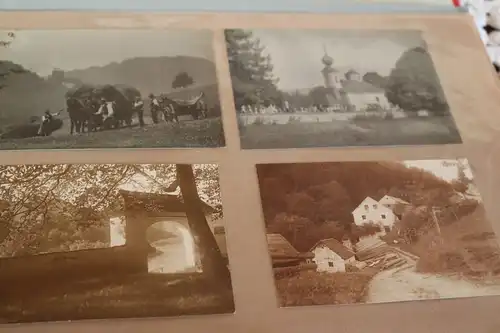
[39,92,175,136]
[133,93,176,126]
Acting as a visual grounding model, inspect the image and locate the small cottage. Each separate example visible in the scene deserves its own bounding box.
[352,196,397,232]
[310,238,355,273]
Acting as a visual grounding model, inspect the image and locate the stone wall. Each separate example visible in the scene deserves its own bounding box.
[0,245,147,284]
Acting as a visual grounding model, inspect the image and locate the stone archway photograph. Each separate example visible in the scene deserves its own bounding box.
[0,163,233,324]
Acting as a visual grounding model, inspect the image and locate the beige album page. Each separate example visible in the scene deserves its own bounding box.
[0,11,500,333]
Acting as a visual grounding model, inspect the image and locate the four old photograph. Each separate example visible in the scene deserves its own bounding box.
[0,30,225,149]
[0,163,233,323]
[0,24,494,320]
[256,159,500,306]
[225,29,462,149]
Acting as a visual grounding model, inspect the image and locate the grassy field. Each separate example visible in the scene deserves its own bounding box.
[0,273,234,324]
[0,117,225,150]
[239,116,462,149]
[274,269,377,306]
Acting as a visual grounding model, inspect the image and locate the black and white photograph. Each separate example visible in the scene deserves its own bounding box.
[0,163,234,323]
[256,159,500,306]
[225,29,462,149]
[0,30,225,150]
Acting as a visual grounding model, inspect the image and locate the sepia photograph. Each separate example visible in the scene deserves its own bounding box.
[225,29,462,149]
[0,163,234,323]
[0,30,225,150]
[256,159,500,306]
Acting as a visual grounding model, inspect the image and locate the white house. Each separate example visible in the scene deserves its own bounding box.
[310,238,355,273]
[352,196,397,232]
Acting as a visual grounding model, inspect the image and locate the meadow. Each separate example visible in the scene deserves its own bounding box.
[238,115,462,149]
[0,117,225,150]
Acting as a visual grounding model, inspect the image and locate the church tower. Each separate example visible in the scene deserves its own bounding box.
[320,45,342,100]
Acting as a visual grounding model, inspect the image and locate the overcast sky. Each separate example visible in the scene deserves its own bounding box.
[404,159,473,183]
[249,29,426,91]
[0,29,214,76]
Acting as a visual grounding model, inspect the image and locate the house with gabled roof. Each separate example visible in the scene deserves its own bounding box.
[310,238,355,273]
[352,196,397,233]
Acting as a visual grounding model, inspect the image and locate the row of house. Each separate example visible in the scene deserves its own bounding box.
[267,195,411,273]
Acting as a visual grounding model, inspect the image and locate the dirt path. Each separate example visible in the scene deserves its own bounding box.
[367,264,500,303]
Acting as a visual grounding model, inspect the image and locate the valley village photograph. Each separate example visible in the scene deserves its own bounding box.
[0,30,225,149]
[225,29,462,149]
[256,159,500,306]
[0,163,233,323]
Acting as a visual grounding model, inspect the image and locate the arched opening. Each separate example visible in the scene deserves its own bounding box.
[146,221,198,274]
[109,216,126,247]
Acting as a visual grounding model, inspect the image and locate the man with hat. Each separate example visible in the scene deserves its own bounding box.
[149,93,161,124]
[133,95,145,127]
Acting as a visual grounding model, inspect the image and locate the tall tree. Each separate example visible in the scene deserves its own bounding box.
[176,164,231,286]
[172,71,195,89]
[225,29,281,108]
[0,32,23,91]
[385,47,449,114]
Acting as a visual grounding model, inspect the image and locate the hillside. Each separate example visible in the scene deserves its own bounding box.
[64,56,217,96]
[257,161,458,251]
[0,61,67,129]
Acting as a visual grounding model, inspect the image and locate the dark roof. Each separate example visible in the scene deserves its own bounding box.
[119,189,215,214]
[342,80,384,94]
[267,233,299,258]
[266,233,314,259]
[311,238,355,260]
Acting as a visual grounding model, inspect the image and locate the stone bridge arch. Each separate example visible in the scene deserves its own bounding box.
[116,189,218,273]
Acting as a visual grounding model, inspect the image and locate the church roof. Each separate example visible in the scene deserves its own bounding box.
[345,69,359,75]
[342,79,384,94]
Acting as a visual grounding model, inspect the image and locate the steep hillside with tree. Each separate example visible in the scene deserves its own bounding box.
[0,61,67,130]
[257,162,458,251]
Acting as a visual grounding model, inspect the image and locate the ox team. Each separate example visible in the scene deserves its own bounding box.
[38,93,177,136]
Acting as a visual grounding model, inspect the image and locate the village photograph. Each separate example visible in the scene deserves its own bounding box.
[0,30,225,150]
[256,159,500,306]
[225,29,462,149]
[0,163,233,323]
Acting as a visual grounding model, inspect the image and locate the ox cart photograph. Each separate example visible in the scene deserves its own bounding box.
[256,159,500,307]
[0,163,233,324]
[0,30,224,150]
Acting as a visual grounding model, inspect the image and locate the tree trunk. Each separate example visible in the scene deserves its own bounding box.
[176,164,231,287]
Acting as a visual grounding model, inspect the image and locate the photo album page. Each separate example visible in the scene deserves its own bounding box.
[0,11,499,333]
